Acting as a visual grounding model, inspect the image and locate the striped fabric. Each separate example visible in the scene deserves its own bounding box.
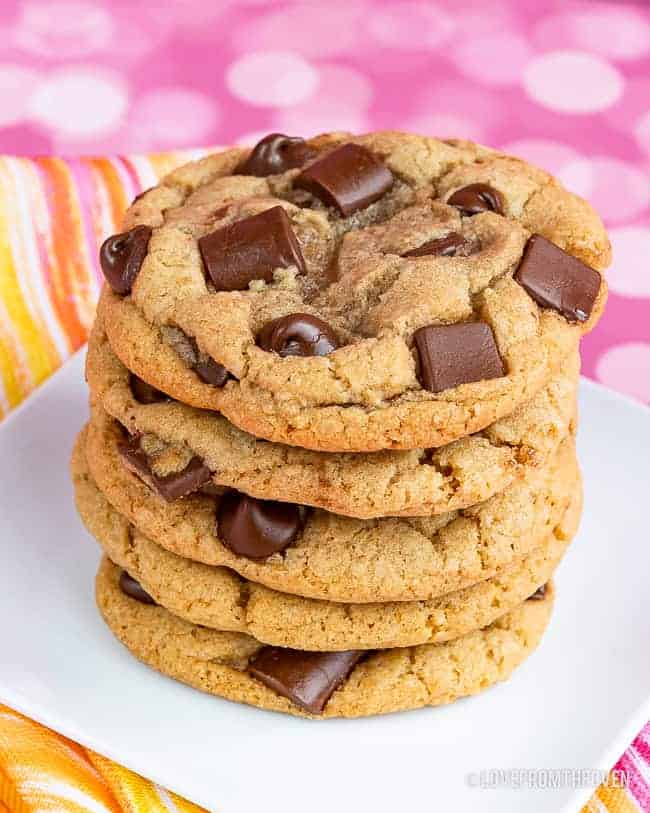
[0,151,647,813]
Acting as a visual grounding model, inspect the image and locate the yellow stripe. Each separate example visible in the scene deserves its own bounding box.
[582,777,641,813]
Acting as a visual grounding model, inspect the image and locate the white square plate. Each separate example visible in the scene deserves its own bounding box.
[0,350,648,813]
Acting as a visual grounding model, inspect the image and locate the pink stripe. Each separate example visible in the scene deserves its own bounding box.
[118,155,145,197]
[616,750,650,804]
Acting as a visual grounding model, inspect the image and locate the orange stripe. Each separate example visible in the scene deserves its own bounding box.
[34,157,93,352]
[87,157,130,233]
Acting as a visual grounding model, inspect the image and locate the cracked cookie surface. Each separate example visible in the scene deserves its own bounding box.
[100,130,609,452]
[96,556,554,718]
[84,410,579,603]
[74,428,579,649]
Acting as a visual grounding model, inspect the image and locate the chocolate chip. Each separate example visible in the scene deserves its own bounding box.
[294,143,394,217]
[527,583,548,601]
[194,356,230,386]
[99,225,152,294]
[447,183,504,216]
[514,234,601,323]
[119,570,156,605]
[217,492,302,559]
[249,648,364,714]
[414,322,505,393]
[402,232,470,258]
[129,373,168,404]
[117,436,212,501]
[199,206,306,292]
[236,133,316,176]
[257,313,339,357]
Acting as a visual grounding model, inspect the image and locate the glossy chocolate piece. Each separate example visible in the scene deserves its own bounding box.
[117,436,211,501]
[119,570,156,605]
[402,232,470,258]
[249,647,364,714]
[99,225,152,294]
[414,322,505,393]
[294,143,393,216]
[236,133,316,176]
[217,492,302,559]
[199,206,306,291]
[514,234,601,323]
[257,313,339,357]
[129,373,168,404]
[527,583,548,601]
[447,183,504,216]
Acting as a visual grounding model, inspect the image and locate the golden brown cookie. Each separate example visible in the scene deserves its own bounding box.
[96,556,555,718]
[100,131,609,452]
[74,427,579,649]
[88,317,578,518]
[83,411,580,603]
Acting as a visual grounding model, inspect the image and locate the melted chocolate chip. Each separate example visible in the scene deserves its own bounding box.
[257,313,339,357]
[402,232,470,258]
[236,133,316,176]
[117,436,212,501]
[99,225,152,294]
[249,648,364,714]
[447,183,504,216]
[527,583,548,601]
[194,356,230,386]
[294,143,394,217]
[119,570,156,605]
[514,234,601,323]
[217,492,302,559]
[129,373,169,404]
[414,322,505,393]
[199,206,306,292]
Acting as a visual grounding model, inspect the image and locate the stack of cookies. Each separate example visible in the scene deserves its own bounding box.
[71,131,610,718]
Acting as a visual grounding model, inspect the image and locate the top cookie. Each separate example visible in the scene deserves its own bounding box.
[100,131,610,452]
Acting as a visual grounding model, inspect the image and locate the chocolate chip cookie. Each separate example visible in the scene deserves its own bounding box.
[84,410,579,603]
[74,427,579,649]
[96,556,555,718]
[99,131,609,452]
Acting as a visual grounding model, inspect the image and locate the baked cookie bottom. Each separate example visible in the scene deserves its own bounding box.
[96,557,555,719]
[74,429,579,650]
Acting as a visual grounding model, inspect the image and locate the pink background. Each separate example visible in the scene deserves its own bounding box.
[0,0,649,403]
[0,0,648,804]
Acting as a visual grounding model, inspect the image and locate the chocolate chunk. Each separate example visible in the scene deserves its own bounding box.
[258,313,339,357]
[402,232,470,258]
[527,583,548,601]
[99,225,152,294]
[117,436,211,501]
[294,143,394,216]
[199,206,306,291]
[249,648,363,714]
[414,322,505,393]
[194,356,230,386]
[236,133,316,176]
[119,570,156,605]
[129,373,168,404]
[447,183,504,216]
[514,234,601,323]
[217,492,302,559]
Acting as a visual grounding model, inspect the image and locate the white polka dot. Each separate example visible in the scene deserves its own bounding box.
[596,343,650,402]
[606,227,650,298]
[501,139,581,173]
[584,158,650,223]
[555,158,595,199]
[131,88,218,146]
[273,105,369,139]
[368,2,455,49]
[535,6,650,62]
[13,1,113,58]
[523,51,624,113]
[0,64,41,126]
[452,34,532,85]
[226,51,318,108]
[636,110,650,156]
[408,112,484,143]
[28,67,128,137]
